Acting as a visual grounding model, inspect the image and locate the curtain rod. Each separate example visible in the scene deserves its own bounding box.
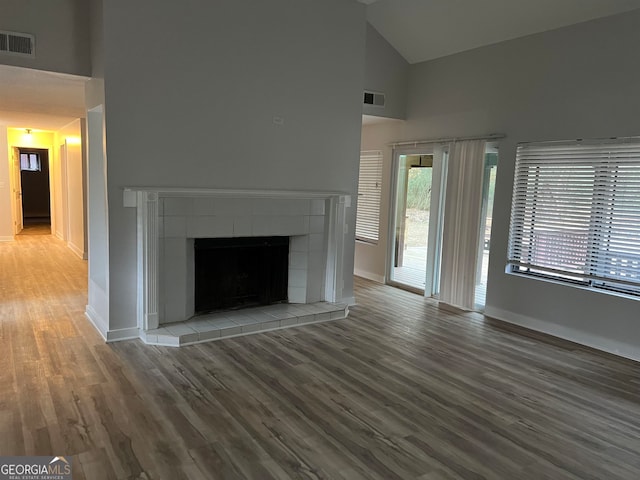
[389,133,505,148]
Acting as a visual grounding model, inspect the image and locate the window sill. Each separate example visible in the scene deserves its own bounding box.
[505,270,640,302]
[355,239,378,246]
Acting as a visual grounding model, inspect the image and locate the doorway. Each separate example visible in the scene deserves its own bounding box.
[388,147,447,295]
[18,148,51,234]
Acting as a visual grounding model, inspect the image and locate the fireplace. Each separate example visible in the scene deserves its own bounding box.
[194,236,289,313]
[124,187,351,333]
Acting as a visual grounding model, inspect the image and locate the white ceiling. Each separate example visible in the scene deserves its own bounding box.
[365,0,640,64]
[0,64,87,132]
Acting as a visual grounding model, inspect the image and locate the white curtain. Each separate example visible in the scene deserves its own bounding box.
[439,139,486,310]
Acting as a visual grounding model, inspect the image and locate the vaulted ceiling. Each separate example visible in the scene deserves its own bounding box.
[363,0,640,64]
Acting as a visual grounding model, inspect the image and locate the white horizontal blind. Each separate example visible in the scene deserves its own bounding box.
[508,140,640,295]
[356,150,383,243]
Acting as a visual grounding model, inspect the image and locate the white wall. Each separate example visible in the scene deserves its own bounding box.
[66,138,85,257]
[99,0,366,332]
[363,23,409,120]
[87,0,103,78]
[0,0,90,76]
[57,119,86,258]
[0,127,12,240]
[358,10,640,360]
[355,120,403,282]
[85,106,109,337]
[83,0,110,338]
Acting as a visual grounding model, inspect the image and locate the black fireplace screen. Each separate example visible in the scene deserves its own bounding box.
[194,236,289,314]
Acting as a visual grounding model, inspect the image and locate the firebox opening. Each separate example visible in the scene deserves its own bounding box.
[194,236,289,315]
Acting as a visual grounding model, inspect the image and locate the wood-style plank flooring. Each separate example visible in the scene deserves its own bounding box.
[2,232,640,479]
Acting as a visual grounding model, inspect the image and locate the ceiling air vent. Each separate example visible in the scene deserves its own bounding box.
[363,90,385,107]
[0,30,35,57]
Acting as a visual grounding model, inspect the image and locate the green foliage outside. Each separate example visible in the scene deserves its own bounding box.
[405,154,497,212]
[406,168,432,211]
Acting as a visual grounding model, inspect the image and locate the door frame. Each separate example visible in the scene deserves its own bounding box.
[386,145,448,296]
[10,147,23,234]
[8,137,57,237]
[17,147,53,229]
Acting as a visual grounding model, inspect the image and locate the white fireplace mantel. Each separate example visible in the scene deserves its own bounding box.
[124,187,351,332]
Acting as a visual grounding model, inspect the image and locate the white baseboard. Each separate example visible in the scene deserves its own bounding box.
[484,306,640,363]
[85,305,108,341]
[106,327,140,343]
[0,236,14,242]
[354,269,385,284]
[85,305,139,343]
[68,241,87,260]
[55,231,64,241]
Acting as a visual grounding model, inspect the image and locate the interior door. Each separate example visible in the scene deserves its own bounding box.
[11,148,23,234]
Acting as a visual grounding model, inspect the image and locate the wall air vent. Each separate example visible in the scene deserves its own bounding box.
[363,90,385,107]
[0,30,35,57]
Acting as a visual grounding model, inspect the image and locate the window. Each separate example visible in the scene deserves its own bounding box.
[507,139,640,297]
[20,152,41,171]
[356,150,383,244]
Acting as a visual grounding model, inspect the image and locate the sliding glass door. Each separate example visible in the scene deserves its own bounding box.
[388,147,447,295]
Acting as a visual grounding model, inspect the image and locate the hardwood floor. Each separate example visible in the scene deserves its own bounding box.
[2,233,640,479]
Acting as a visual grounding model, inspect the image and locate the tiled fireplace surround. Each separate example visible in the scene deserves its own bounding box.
[123,188,351,346]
